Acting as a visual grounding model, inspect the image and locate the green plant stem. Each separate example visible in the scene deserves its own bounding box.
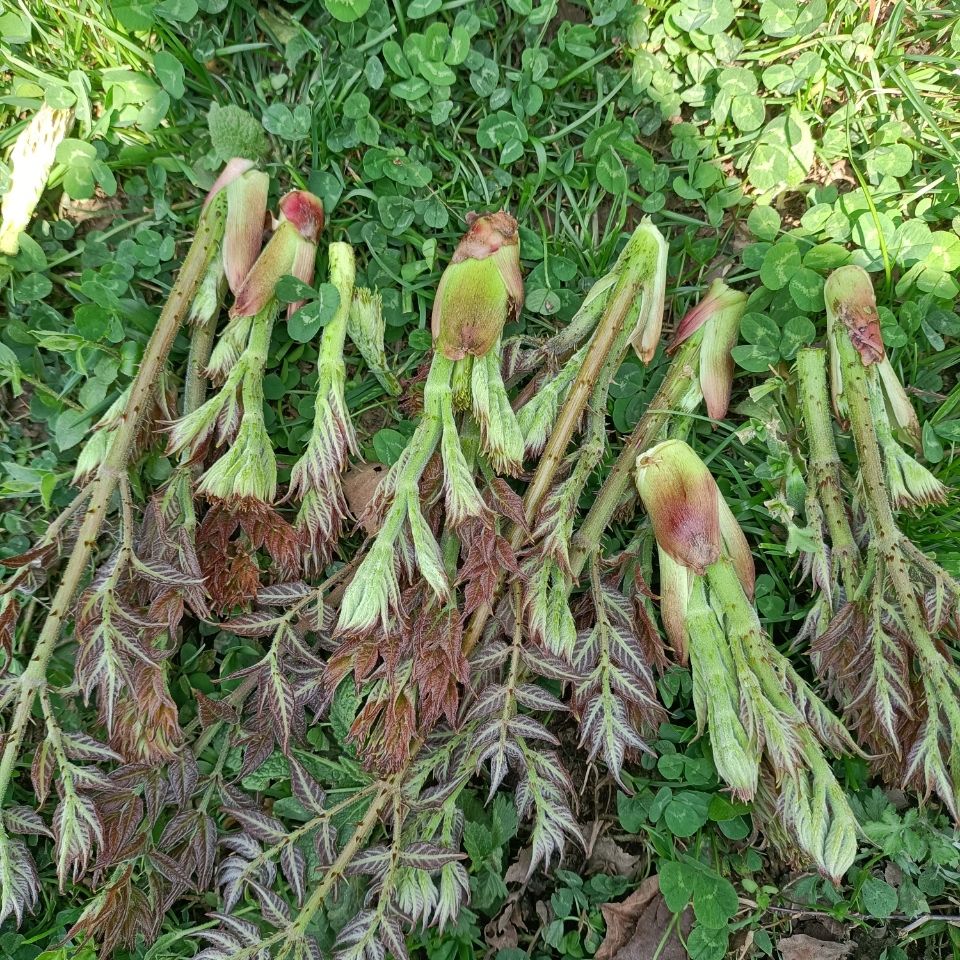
[706,558,798,720]
[462,269,647,656]
[236,778,393,958]
[796,348,860,587]
[507,291,607,384]
[568,339,699,578]
[183,309,221,418]
[318,243,355,378]
[835,330,951,677]
[384,354,452,519]
[0,198,224,808]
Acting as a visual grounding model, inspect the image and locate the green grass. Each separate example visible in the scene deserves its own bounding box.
[2,1,960,959]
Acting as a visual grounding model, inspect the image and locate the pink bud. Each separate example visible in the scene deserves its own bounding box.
[231,190,324,319]
[671,279,747,422]
[278,190,325,243]
[222,168,269,295]
[635,439,722,575]
[824,265,884,366]
[203,157,255,209]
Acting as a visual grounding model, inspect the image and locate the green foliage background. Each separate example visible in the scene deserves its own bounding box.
[2,0,960,957]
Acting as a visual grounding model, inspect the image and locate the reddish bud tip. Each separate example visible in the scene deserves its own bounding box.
[452,210,520,264]
[635,439,722,574]
[278,190,325,243]
[825,265,884,366]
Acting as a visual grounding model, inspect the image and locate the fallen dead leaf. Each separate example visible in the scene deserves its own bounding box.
[343,462,388,533]
[596,875,659,960]
[485,891,523,951]
[587,834,640,878]
[58,188,122,229]
[504,846,532,886]
[597,877,691,960]
[776,933,855,960]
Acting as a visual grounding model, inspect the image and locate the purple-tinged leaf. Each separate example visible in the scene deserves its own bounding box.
[257,581,313,605]
[314,821,337,866]
[3,807,52,838]
[400,842,465,872]
[0,836,40,925]
[281,844,307,906]
[380,916,410,960]
[224,807,286,845]
[514,683,567,713]
[508,715,559,744]
[249,879,291,926]
[60,732,122,764]
[288,757,326,815]
[219,611,287,637]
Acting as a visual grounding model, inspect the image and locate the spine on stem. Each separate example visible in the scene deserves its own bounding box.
[825,265,960,816]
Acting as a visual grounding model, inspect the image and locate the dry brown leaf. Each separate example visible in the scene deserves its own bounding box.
[611,894,692,960]
[58,189,122,228]
[776,934,855,960]
[484,892,523,951]
[597,877,692,960]
[587,834,640,878]
[343,463,388,533]
[504,846,532,886]
[596,875,660,960]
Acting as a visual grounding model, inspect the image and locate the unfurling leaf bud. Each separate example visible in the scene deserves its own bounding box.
[719,496,756,600]
[635,439,721,574]
[657,548,692,662]
[198,414,277,504]
[781,745,858,883]
[825,264,923,449]
[825,265,884,366]
[187,159,267,326]
[621,219,668,364]
[203,157,254,208]
[671,279,748,420]
[221,165,269,295]
[348,288,401,396]
[884,440,948,510]
[876,356,921,449]
[232,189,324,319]
[0,104,74,255]
[431,211,523,361]
[686,578,759,797]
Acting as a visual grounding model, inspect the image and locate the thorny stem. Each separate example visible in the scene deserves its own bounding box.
[183,306,222,418]
[0,198,224,810]
[506,288,608,383]
[523,271,639,528]
[796,348,860,588]
[462,274,643,656]
[32,486,93,552]
[234,776,395,959]
[835,330,956,685]
[568,338,700,578]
